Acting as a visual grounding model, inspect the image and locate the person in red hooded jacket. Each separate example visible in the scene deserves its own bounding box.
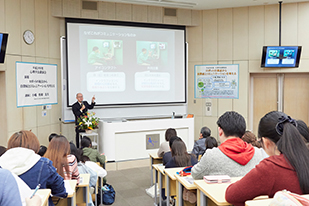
[225,111,309,206]
[191,111,266,179]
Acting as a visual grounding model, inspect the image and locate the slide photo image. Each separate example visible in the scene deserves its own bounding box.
[136,41,168,66]
[283,50,295,58]
[268,50,280,58]
[87,39,123,66]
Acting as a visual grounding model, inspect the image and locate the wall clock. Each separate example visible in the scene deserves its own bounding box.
[23,30,35,45]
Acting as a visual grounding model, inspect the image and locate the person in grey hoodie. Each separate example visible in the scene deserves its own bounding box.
[191,111,265,179]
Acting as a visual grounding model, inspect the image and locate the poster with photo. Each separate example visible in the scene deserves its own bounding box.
[194,64,239,99]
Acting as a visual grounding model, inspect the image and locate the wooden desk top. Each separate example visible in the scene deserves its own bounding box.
[153,164,163,170]
[155,165,165,175]
[149,152,162,159]
[36,189,51,206]
[164,167,184,180]
[245,194,309,206]
[175,175,197,190]
[77,174,90,187]
[194,177,242,206]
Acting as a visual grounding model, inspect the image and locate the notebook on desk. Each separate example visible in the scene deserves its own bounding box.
[64,180,74,196]
[203,175,231,184]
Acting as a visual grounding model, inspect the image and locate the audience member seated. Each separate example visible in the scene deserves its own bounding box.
[242,131,262,148]
[165,138,198,206]
[225,111,309,206]
[70,142,97,188]
[81,136,106,167]
[70,142,96,206]
[0,144,40,206]
[0,130,67,206]
[157,128,177,158]
[200,136,218,157]
[165,138,198,168]
[81,155,107,178]
[162,136,179,165]
[44,135,80,184]
[48,133,58,142]
[37,145,47,156]
[191,111,265,179]
[191,126,211,158]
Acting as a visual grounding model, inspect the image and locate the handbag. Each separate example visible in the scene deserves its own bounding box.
[102,184,116,205]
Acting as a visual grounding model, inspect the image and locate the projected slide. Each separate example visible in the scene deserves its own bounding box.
[66,19,186,106]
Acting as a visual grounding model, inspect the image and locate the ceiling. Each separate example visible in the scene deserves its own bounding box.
[100,0,309,10]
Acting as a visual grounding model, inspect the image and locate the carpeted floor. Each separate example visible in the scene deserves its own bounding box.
[106,166,156,206]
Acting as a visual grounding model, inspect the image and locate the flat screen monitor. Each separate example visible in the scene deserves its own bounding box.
[261,46,302,68]
[0,33,8,63]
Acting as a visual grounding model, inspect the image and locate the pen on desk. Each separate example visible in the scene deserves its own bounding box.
[30,184,41,199]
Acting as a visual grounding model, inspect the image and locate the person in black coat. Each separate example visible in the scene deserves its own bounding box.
[72,93,95,148]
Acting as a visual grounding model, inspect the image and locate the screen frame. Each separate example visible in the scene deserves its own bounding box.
[261,46,302,68]
[0,33,9,64]
[65,18,187,107]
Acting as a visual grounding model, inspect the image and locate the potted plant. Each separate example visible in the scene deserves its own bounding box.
[77,112,99,133]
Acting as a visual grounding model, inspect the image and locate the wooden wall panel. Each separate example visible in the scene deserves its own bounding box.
[218,9,233,61]
[233,7,249,60]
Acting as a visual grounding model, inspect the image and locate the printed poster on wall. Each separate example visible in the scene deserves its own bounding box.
[16,62,57,107]
[194,64,239,99]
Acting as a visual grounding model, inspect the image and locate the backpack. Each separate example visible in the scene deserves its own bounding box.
[96,184,116,205]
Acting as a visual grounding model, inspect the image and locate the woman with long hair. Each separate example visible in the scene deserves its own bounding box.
[44,135,80,184]
[225,111,309,206]
[0,130,67,206]
[165,137,198,206]
[165,137,198,168]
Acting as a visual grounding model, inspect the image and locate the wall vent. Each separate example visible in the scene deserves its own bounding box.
[164,8,177,17]
[82,1,97,10]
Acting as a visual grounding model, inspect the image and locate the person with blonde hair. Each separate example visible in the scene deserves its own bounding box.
[44,135,80,184]
[0,130,67,206]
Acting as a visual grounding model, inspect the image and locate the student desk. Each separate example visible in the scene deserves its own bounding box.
[175,175,197,206]
[149,152,163,186]
[56,180,77,206]
[35,189,51,206]
[194,177,242,206]
[164,167,184,206]
[245,194,309,206]
[76,174,90,205]
[152,164,165,206]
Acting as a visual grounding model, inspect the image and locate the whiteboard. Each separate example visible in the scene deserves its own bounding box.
[61,37,187,122]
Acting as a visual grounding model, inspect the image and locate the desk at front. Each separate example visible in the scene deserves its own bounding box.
[98,118,194,161]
